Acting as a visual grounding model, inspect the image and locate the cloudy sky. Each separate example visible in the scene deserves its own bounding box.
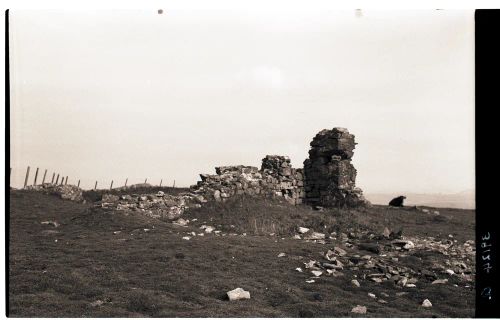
[9,9,474,193]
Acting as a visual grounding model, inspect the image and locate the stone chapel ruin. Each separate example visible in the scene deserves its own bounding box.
[191,127,367,208]
[88,127,367,219]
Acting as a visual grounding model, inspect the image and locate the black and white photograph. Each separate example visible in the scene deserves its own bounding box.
[5,5,486,318]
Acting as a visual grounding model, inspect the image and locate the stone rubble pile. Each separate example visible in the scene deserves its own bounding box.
[96,191,206,220]
[190,155,305,205]
[304,128,368,207]
[294,226,475,287]
[26,183,84,202]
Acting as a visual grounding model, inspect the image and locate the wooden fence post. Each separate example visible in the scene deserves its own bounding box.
[77,180,80,188]
[33,167,39,186]
[51,173,55,184]
[125,178,128,187]
[110,180,113,190]
[173,180,176,188]
[159,179,162,187]
[24,166,30,188]
[55,174,59,185]
[144,178,147,184]
[42,169,47,184]
[65,176,68,185]
[94,181,98,190]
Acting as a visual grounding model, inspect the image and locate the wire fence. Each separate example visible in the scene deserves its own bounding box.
[9,166,177,191]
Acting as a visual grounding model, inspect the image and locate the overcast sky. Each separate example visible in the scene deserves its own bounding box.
[9,9,474,193]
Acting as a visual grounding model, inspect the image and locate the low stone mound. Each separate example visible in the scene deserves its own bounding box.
[95,191,206,220]
[111,183,153,191]
[26,183,84,202]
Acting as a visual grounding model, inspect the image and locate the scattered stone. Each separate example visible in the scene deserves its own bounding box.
[157,191,165,197]
[432,279,448,285]
[405,284,416,288]
[422,299,433,308]
[298,227,310,234]
[182,236,191,240]
[325,250,336,261]
[403,241,415,250]
[295,268,303,273]
[306,280,315,283]
[41,221,60,227]
[204,226,215,233]
[378,299,388,304]
[351,279,361,287]
[304,260,317,269]
[327,269,344,277]
[311,270,323,277]
[392,240,415,250]
[305,232,326,240]
[351,305,367,314]
[322,260,344,270]
[397,277,408,287]
[368,293,376,299]
[358,243,381,254]
[293,235,302,240]
[173,218,189,226]
[333,246,347,256]
[227,288,251,301]
[445,269,455,275]
[113,231,121,235]
[89,300,104,307]
[383,227,391,238]
[278,253,286,257]
[406,277,418,284]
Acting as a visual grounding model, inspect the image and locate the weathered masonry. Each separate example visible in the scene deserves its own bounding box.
[191,127,368,208]
[303,127,366,207]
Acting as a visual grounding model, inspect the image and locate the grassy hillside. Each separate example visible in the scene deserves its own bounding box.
[8,190,475,317]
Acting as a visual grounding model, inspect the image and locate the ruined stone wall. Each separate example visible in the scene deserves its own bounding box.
[188,127,367,208]
[190,155,305,205]
[303,128,366,207]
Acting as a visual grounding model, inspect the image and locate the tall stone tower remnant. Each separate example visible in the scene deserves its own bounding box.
[303,127,367,208]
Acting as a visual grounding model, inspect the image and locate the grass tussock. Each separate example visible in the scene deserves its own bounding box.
[184,195,355,236]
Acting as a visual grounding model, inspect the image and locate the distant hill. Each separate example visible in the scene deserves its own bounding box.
[365,189,475,209]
